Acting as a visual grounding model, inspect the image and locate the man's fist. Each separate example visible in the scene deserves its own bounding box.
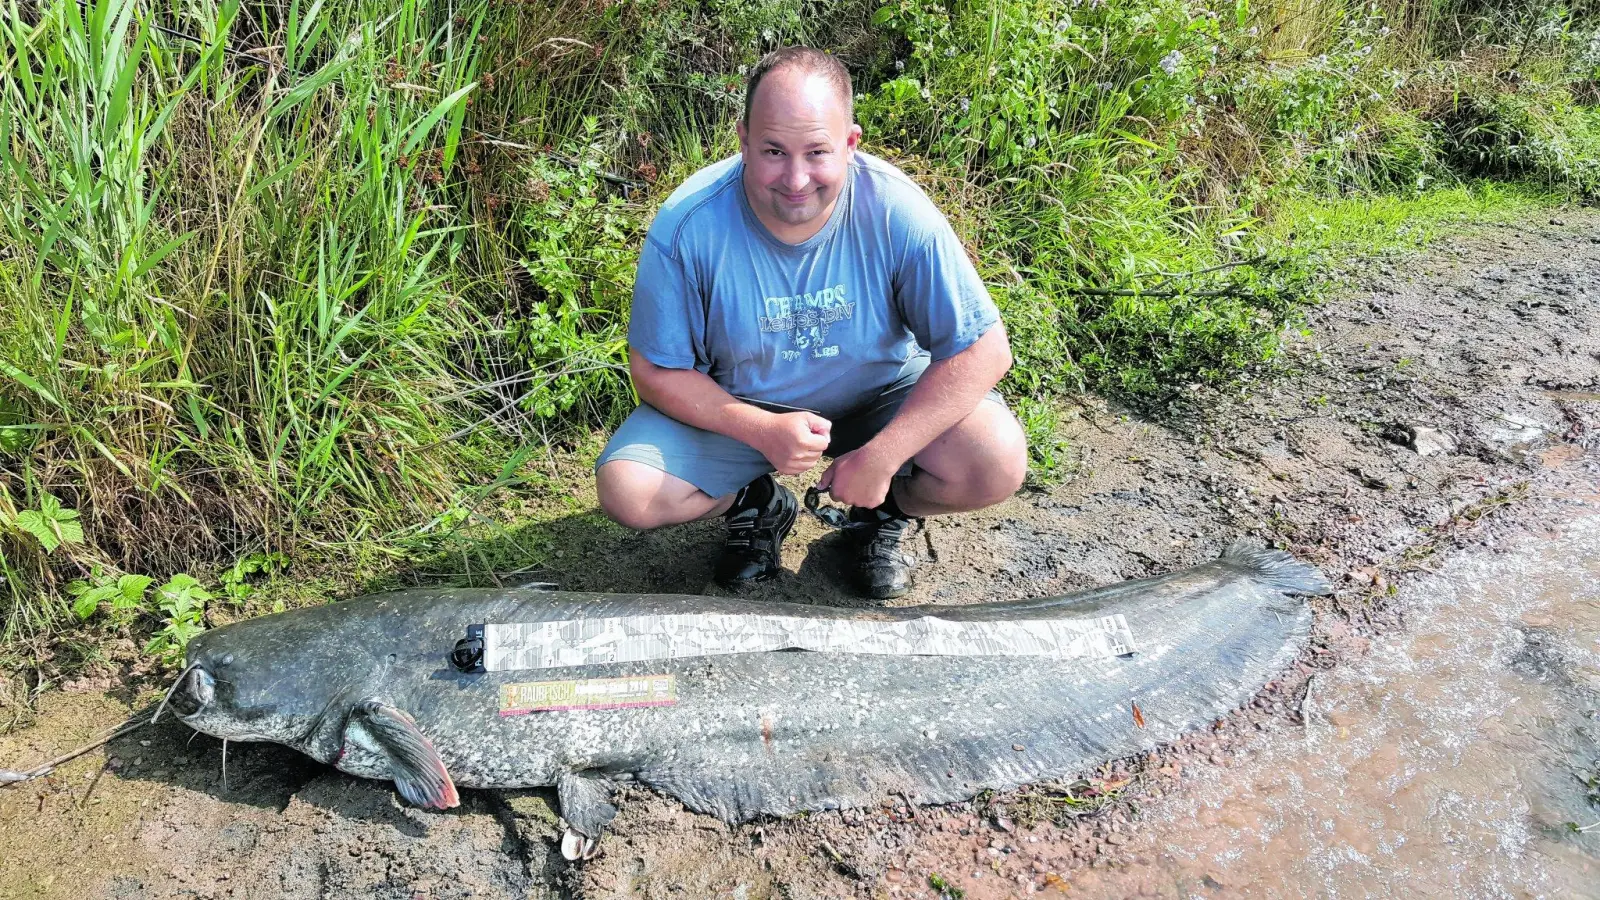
[817,445,899,509]
[753,411,831,475]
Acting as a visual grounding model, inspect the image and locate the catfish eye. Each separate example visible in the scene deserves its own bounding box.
[218,653,235,667]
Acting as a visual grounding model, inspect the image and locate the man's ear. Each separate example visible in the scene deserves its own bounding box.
[736,119,749,154]
[846,123,862,151]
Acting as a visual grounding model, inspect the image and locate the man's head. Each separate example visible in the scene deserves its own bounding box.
[737,47,861,240]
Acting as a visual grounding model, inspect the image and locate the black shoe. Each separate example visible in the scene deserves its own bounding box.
[714,475,797,589]
[849,505,919,600]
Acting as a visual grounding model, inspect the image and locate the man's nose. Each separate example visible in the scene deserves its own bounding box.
[780,158,808,191]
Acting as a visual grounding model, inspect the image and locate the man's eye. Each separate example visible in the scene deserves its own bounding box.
[765,149,784,156]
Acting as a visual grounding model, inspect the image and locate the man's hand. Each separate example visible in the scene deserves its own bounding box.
[752,411,832,475]
[818,445,900,509]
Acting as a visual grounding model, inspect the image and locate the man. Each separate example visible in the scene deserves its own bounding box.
[595,46,1027,599]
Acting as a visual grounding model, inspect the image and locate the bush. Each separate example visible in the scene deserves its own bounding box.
[1443,84,1600,193]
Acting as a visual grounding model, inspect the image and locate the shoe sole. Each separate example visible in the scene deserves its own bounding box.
[715,490,798,589]
[864,582,912,600]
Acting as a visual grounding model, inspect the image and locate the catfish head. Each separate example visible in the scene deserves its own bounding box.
[163,617,459,810]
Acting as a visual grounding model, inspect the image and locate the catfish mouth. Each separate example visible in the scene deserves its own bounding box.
[160,663,216,720]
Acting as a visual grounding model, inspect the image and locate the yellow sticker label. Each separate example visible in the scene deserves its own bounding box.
[499,675,677,716]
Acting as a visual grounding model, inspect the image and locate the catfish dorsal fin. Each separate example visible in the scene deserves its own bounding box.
[352,700,459,810]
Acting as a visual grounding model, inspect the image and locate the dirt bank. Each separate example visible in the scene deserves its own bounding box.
[2,212,1597,899]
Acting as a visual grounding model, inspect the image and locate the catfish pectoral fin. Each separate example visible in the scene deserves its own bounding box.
[350,700,459,810]
[556,771,618,839]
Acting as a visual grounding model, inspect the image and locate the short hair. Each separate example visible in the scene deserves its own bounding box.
[743,47,853,125]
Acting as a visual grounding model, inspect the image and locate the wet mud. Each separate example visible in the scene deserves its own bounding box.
[2,213,1600,899]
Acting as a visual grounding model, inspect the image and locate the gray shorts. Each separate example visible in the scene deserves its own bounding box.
[596,355,1007,498]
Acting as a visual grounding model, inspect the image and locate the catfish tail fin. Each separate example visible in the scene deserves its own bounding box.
[1221,541,1333,596]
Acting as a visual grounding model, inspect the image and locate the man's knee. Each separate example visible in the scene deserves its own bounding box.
[596,460,724,529]
[930,404,1028,507]
[971,413,1028,504]
[596,461,670,530]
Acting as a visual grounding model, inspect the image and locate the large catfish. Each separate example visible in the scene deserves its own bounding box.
[166,542,1328,858]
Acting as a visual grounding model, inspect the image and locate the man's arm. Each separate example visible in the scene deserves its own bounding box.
[629,349,832,478]
[817,324,1013,507]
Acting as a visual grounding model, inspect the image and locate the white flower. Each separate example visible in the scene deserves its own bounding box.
[1160,50,1184,75]
[895,59,905,72]
[945,46,957,57]
[959,97,971,112]
[1024,135,1037,148]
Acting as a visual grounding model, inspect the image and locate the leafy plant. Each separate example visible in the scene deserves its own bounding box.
[143,574,214,662]
[67,572,154,621]
[220,552,287,604]
[12,495,84,555]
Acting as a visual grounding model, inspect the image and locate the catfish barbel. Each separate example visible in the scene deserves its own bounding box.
[165,542,1329,859]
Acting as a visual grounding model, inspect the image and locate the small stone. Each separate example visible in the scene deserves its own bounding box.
[1106,833,1128,846]
[994,816,1015,833]
[990,838,1007,850]
[885,869,904,884]
[1409,426,1457,457]
[1013,744,1026,752]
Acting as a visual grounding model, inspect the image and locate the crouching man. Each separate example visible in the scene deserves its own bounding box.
[594,46,1027,599]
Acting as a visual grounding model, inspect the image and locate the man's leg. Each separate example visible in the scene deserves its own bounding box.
[595,461,732,530]
[594,404,797,587]
[828,358,1028,599]
[895,399,1028,517]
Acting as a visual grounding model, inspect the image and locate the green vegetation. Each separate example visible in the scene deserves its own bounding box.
[2,0,1598,659]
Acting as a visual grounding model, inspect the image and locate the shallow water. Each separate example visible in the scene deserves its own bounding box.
[1076,498,1600,899]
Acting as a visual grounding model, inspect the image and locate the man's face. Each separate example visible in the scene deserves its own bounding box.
[737,68,861,239]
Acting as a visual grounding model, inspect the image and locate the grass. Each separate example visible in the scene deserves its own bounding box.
[1266,181,1568,257]
[1,0,1599,665]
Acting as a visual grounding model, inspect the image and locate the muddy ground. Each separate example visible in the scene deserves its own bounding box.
[1,211,1598,899]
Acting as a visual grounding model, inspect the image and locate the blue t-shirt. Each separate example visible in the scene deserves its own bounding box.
[628,152,999,420]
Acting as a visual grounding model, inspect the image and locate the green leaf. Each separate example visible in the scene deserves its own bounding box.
[402,82,476,156]
[15,510,58,552]
[74,591,104,620]
[117,574,153,608]
[132,230,195,279]
[70,581,118,619]
[54,518,84,546]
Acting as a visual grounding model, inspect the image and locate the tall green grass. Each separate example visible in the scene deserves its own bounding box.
[2,0,1599,652]
[0,0,500,634]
